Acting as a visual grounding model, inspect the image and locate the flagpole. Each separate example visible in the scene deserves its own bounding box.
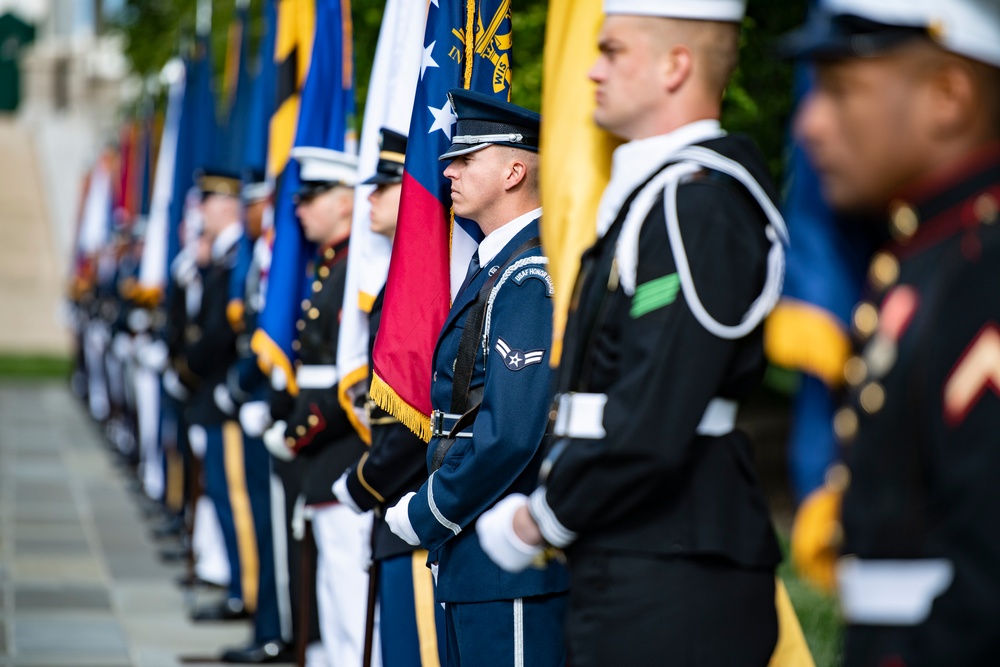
[197,0,212,37]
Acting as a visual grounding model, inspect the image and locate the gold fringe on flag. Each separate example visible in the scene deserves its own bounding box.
[250,329,300,396]
[764,299,851,388]
[370,371,431,443]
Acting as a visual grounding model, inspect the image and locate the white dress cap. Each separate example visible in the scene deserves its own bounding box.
[603,0,746,23]
[824,0,1000,68]
[290,146,359,186]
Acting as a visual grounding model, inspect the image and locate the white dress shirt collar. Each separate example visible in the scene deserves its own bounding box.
[477,206,543,266]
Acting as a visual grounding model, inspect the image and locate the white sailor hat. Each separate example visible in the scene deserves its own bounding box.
[783,0,1000,69]
[603,0,747,22]
[290,146,359,187]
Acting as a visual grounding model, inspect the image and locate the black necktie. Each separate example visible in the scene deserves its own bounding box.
[457,251,481,297]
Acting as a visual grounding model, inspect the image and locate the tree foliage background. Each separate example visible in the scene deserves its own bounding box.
[112,0,806,181]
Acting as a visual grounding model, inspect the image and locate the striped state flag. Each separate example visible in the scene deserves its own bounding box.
[253,0,355,394]
[370,0,513,440]
[251,0,316,386]
[336,0,426,442]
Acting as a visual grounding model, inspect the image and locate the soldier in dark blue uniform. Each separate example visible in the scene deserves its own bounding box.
[262,147,370,666]
[478,2,788,665]
[384,91,567,667]
[334,128,446,667]
[171,169,254,623]
[786,1,1000,664]
[207,171,287,663]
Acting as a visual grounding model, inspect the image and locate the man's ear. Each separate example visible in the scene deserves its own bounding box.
[505,159,527,191]
[663,44,693,94]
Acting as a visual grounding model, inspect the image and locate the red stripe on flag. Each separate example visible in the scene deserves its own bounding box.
[371,171,451,438]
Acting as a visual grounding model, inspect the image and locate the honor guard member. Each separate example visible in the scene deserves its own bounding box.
[211,171,288,663]
[262,147,370,667]
[785,1,1000,664]
[334,128,447,667]
[175,169,257,622]
[384,91,568,667]
[478,2,789,665]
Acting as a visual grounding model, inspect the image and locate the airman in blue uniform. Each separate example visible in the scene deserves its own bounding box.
[385,90,567,667]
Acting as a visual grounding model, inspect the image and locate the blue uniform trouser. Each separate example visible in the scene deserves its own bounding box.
[443,592,566,667]
[379,551,446,667]
[203,422,281,642]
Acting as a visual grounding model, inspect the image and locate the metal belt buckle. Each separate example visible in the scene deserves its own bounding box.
[430,410,445,437]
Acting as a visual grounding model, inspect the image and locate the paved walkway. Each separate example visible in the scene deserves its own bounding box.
[0,380,251,666]
[0,117,70,357]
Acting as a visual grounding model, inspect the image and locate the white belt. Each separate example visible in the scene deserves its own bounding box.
[296,365,339,389]
[838,556,954,626]
[551,393,737,439]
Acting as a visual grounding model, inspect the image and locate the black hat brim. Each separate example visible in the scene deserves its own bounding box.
[779,12,929,61]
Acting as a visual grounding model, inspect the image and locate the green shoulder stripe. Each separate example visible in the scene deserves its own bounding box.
[630,273,680,318]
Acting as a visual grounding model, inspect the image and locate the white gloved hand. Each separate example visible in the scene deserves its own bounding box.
[112,331,133,360]
[385,492,421,546]
[239,401,272,438]
[162,368,190,400]
[137,339,169,372]
[477,493,542,573]
[127,308,152,333]
[213,384,236,416]
[333,471,363,514]
[263,420,295,461]
[271,366,288,391]
[187,424,208,459]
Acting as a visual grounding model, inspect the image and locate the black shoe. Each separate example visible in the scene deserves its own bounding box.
[190,598,250,622]
[158,545,190,563]
[175,572,227,590]
[221,640,293,663]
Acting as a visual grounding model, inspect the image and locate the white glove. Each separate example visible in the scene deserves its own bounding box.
[263,420,295,461]
[137,339,169,372]
[187,424,208,459]
[477,494,542,573]
[112,331,133,360]
[332,471,363,514]
[127,308,152,333]
[213,384,236,416]
[239,401,272,438]
[271,366,288,391]
[386,492,421,546]
[162,368,190,400]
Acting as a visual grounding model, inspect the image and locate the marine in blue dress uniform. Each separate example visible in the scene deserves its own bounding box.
[479,3,787,665]
[385,91,567,667]
[786,2,1000,664]
[334,128,446,667]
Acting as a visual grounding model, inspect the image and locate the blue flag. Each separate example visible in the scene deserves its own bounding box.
[253,0,354,393]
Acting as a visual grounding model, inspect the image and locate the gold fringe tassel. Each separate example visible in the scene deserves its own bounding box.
[370,371,431,443]
[226,299,246,333]
[250,329,300,396]
[764,299,851,389]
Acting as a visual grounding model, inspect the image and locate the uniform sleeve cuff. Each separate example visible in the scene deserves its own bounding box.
[529,486,577,549]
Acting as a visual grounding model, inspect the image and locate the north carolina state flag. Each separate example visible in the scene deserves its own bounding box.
[370,0,513,440]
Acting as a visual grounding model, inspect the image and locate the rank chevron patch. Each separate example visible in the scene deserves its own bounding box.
[944,323,1000,427]
[495,337,545,372]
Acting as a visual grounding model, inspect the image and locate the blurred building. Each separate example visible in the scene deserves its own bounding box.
[0,0,126,356]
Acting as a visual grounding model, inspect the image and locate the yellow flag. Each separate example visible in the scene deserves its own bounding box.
[539,0,620,362]
[268,0,316,178]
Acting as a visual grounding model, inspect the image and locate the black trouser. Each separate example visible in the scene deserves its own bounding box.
[565,552,777,667]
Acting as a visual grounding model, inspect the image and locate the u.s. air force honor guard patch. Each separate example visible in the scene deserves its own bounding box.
[495,338,545,371]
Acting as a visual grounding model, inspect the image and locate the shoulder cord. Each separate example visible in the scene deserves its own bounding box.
[480,255,550,360]
[615,146,789,340]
